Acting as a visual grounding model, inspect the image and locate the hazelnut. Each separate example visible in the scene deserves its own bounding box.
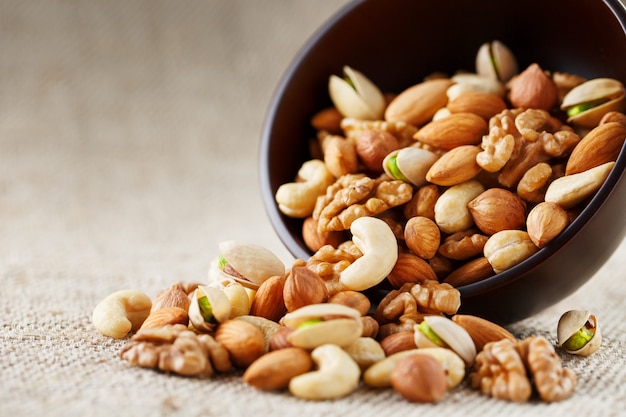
[391,354,448,403]
[404,216,441,259]
[283,265,329,312]
[468,188,527,235]
[355,129,400,173]
[508,63,558,111]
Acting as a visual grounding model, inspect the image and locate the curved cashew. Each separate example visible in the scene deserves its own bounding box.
[289,344,361,400]
[92,290,152,339]
[275,159,335,218]
[339,216,398,291]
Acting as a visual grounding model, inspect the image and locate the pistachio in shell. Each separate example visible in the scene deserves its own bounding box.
[557,310,602,356]
[216,241,285,290]
[475,40,519,82]
[188,285,231,332]
[561,78,626,128]
[382,147,440,187]
[328,65,386,120]
[414,315,477,366]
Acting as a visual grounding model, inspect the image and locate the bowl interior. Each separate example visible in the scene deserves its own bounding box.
[260,0,626,323]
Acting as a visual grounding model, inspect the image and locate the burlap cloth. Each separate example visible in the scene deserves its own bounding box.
[1,1,625,416]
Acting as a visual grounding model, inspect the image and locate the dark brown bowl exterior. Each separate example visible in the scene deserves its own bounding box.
[259,0,626,324]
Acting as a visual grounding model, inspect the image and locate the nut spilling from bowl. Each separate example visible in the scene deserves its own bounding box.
[92,40,614,405]
[276,40,626,287]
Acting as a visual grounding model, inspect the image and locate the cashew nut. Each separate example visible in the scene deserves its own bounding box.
[92,289,152,339]
[275,159,335,218]
[289,344,361,400]
[339,216,398,291]
[343,337,386,371]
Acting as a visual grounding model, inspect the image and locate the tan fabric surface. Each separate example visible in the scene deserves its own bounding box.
[1,1,625,416]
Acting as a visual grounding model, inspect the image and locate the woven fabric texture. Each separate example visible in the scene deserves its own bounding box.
[1,1,625,416]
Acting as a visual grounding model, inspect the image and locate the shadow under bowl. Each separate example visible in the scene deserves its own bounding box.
[259,0,626,324]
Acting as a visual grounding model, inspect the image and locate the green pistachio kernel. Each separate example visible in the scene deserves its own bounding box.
[566,98,610,118]
[563,326,594,351]
[418,321,446,347]
[218,254,228,269]
[297,318,323,330]
[386,154,408,182]
[198,296,215,323]
[344,76,356,90]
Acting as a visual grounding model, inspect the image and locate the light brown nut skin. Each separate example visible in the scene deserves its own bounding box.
[283,265,329,313]
[215,319,266,369]
[468,188,527,235]
[425,145,483,186]
[403,184,440,220]
[451,314,516,352]
[438,229,489,261]
[249,275,287,323]
[442,257,494,287]
[243,347,313,391]
[526,202,570,248]
[414,112,488,150]
[327,290,371,316]
[140,307,189,330]
[302,216,345,253]
[384,78,454,126]
[404,216,440,259]
[565,122,626,175]
[381,330,417,356]
[387,252,438,288]
[508,63,558,111]
[447,91,508,120]
[391,354,448,403]
[355,129,400,173]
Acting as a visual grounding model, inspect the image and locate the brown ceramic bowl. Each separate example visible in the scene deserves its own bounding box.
[259,0,626,324]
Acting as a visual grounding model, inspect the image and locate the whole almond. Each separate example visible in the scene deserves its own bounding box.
[302,216,345,253]
[151,283,192,312]
[468,188,527,235]
[140,306,189,330]
[414,112,488,150]
[451,314,516,351]
[565,122,626,175]
[443,257,494,287]
[249,275,287,322]
[385,78,454,126]
[243,347,313,390]
[447,91,507,120]
[426,145,482,186]
[526,201,569,248]
[380,330,417,356]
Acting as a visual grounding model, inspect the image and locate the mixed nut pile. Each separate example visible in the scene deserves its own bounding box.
[92,40,617,403]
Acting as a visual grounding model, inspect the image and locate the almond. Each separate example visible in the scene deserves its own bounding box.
[565,122,626,175]
[414,112,488,150]
[380,331,417,356]
[447,91,507,120]
[249,275,288,322]
[385,78,454,126]
[140,306,189,330]
[443,257,494,287]
[425,145,482,186]
[451,314,516,351]
[243,347,313,390]
[215,319,266,368]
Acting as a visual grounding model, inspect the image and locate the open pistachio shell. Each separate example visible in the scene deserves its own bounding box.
[218,241,285,290]
[557,310,602,356]
[448,73,505,101]
[282,303,363,349]
[475,40,518,82]
[414,315,477,366]
[382,147,439,187]
[561,78,626,128]
[329,65,386,120]
[188,285,232,332]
